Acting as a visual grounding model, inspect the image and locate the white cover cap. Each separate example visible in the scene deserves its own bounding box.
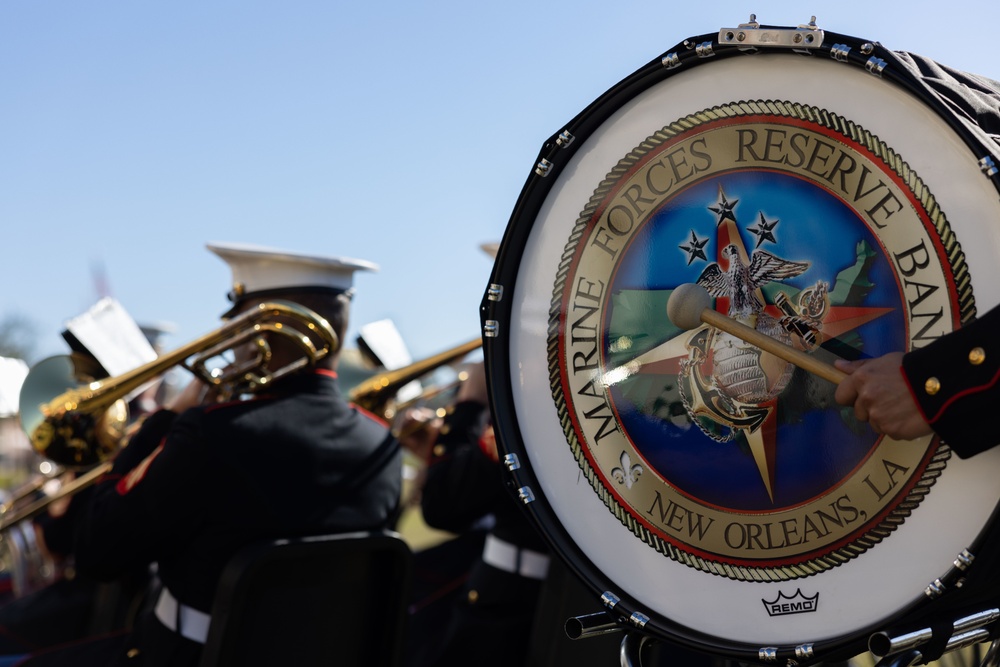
[206,242,379,303]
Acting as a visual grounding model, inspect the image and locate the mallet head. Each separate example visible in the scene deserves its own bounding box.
[667,283,713,331]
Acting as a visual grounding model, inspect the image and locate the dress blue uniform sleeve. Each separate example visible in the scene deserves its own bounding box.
[420,401,504,532]
[112,409,178,474]
[902,305,1000,458]
[73,407,218,580]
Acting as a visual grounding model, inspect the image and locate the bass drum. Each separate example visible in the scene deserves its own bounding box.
[482,19,1000,665]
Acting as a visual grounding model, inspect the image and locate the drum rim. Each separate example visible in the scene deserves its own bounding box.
[483,25,1000,664]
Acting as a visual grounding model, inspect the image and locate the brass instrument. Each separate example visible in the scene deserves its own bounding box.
[348,337,483,548]
[20,300,338,468]
[0,464,111,531]
[3,300,338,532]
[349,338,482,419]
[0,464,63,517]
[5,329,479,533]
[387,370,473,440]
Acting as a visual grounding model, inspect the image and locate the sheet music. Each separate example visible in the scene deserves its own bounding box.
[63,297,158,377]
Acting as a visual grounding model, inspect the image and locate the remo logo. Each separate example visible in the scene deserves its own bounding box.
[549,100,973,581]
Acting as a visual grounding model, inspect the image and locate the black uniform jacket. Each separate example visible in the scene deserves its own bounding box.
[903,305,1000,458]
[417,401,549,667]
[39,369,400,666]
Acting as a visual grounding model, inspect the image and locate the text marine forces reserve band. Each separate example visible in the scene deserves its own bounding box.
[481,14,1000,667]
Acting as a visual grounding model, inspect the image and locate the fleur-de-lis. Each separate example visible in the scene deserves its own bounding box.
[611,451,643,489]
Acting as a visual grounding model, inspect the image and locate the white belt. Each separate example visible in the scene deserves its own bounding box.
[482,534,550,580]
[154,587,212,644]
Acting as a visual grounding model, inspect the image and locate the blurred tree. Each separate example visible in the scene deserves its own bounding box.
[0,313,38,361]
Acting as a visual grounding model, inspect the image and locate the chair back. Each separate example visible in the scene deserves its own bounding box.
[199,530,412,667]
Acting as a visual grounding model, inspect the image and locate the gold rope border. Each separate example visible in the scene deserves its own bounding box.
[545,99,975,582]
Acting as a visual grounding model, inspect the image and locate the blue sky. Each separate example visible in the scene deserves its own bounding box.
[2,1,998,367]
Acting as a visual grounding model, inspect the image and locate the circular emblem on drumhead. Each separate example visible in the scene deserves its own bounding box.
[549,100,973,581]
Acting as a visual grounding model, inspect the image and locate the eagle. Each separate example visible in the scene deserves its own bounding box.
[696,244,810,321]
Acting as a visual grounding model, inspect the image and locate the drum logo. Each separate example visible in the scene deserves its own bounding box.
[762,589,818,617]
[549,100,973,581]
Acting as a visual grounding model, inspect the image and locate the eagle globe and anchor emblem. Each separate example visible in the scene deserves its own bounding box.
[549,101,970,583]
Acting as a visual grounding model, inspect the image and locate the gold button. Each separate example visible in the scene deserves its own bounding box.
[467,589,479,604]
[127,648,141,659]
[970,347,986,365]
[432,444,446,457]
[925,377,941,396]
[439,424,451,436]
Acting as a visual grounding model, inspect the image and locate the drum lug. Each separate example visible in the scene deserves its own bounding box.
[795,643,814,661]
[516,486,535,504]
[925,577,947,598]
[695,42,715,59]
[486,283,504,302]
[758,646,779,662]
[556,130,575,148]
[661,52,682,70]
[628,611,649,628]
[866,56,889,77]
[535,158,554,177]
[980,156,998,177]
[483,319,500,339]
[502,453,520,471]
[923,549,977,598]
[954,548,975,570]
[601,591,621,609]
[830,43,851,63]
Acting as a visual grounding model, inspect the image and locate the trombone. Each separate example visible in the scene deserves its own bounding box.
[6,324,481,532]
[349,338,482,419]
[3,300,338,531]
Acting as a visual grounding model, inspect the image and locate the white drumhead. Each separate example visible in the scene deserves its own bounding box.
[503,52,1000,648]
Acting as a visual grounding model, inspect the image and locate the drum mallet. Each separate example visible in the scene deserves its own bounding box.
[666,283,847,385]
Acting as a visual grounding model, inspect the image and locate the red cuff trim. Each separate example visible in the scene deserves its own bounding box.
[922,364,1000,424]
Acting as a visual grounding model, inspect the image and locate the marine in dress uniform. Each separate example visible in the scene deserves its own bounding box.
[10,242,402,667]
[0,308,171,654]
[410,362,551,667]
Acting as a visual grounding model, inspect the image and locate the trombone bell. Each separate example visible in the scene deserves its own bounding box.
[19,355,128,468]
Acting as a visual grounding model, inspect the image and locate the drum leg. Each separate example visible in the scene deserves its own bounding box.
[620,632,657,667]
[980,638,1000,667]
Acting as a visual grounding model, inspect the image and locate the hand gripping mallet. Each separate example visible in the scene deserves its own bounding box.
[666,283,847,385]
